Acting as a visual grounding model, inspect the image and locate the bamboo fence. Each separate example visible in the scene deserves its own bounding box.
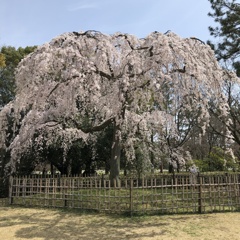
[8,173,240,215]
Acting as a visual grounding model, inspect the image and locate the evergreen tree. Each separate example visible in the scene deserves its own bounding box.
[208,0,240,76]
[0,46,37,108]
[0,53,5,68]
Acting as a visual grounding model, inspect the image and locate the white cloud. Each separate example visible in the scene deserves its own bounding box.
[68,3,98,12]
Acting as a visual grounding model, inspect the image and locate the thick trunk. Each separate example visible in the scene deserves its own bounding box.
[109,123,121,187]
[168,163,174,174]
[160,161,163,173]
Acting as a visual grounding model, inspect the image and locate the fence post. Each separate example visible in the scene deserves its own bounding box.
[198,173,202,213]
[64,194,68,207]
[8,175,13,205]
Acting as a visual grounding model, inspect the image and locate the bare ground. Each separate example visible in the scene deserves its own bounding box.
[0,206,239,240]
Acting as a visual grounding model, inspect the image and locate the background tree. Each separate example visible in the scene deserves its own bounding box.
[0,46,36,178]
[207,0,240,168]
[194,146,237,171]
[158,78,204,173]
[208,0,240,76]
[0,53,5,68]
[0,46,37,108]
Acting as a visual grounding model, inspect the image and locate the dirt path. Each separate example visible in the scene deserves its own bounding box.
[0,207,239,240]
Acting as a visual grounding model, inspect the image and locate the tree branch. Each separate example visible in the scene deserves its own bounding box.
[70,116,115,133]
[85,116,115,133]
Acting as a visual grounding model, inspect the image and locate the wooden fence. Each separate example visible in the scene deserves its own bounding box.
[8,173,240,215]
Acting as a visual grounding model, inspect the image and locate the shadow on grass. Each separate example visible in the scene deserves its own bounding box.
[0,206,171,240]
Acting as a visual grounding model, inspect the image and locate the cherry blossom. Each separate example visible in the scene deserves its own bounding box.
[0,31,235,184]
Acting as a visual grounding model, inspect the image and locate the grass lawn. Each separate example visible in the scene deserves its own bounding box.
[0,206,239,240]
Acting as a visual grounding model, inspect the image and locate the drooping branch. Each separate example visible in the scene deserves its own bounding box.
[84,116,115,133]
[70,116,115,134]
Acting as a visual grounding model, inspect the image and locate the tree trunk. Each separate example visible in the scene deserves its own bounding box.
[150,132,154,173]
[105,158,110,175]
[50,163,54,176]
[160,161,163,173]
[168,163,174,174]
[109,123,121,187]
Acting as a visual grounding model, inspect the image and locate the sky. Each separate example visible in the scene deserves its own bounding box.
[0,0,216,48]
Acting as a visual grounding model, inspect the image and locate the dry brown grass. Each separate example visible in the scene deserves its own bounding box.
[0,206,239,240]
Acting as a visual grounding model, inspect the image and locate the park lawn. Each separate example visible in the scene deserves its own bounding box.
[0,206,239,240]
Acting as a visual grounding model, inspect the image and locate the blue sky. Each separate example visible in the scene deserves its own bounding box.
[1,0,216,48]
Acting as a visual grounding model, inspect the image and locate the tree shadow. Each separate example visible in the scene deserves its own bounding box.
[0,207,171,240]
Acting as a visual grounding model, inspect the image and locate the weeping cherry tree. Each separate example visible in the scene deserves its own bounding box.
[0,30,236,185]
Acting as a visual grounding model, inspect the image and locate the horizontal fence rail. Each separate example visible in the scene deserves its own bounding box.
[9,173,240,215]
